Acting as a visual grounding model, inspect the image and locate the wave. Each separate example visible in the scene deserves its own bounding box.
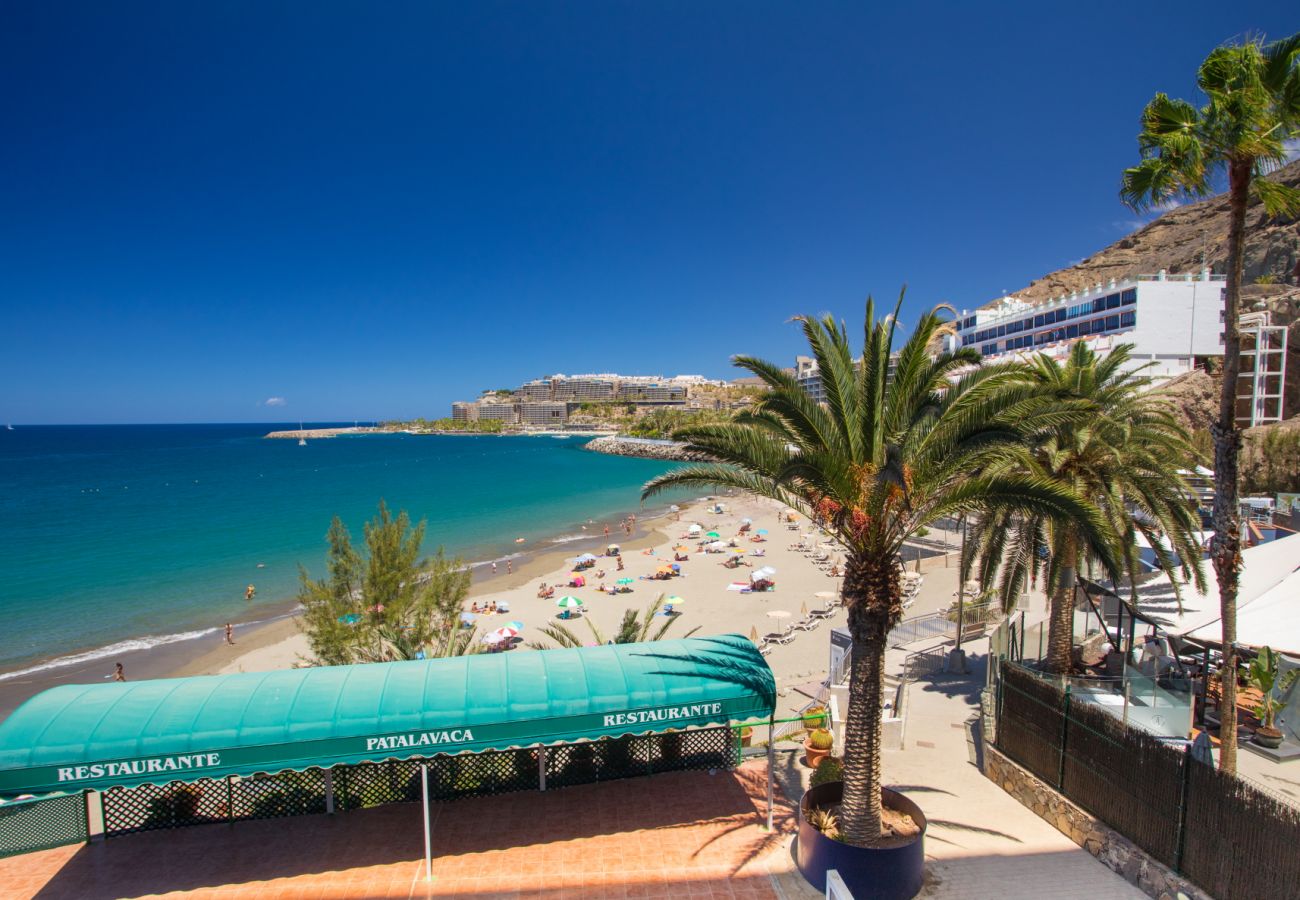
[547,533,590,544]
[0,627,223,683]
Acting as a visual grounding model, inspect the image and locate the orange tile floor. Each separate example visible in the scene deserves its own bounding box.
[0,761,796,899]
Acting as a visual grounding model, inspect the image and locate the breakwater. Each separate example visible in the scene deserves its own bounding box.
[265,427,381,439]
[583,435,711,462]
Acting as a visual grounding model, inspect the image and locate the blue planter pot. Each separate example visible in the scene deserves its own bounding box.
[796,781,926,900]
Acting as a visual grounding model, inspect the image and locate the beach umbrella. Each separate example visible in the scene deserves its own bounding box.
[459,612,478,624]
[707,540,727,550]
[767,610,791,619]
[506,620,524,631]
[688,523,702,533]
[801,601,808,615]
[705,531,721,539]
[674,545,692,553]
[483,625,519,644]
[749,625,759,642]
[555,596,584,608]
[656,565,674,574]
[664,596,685,605]
[756,528,768,535]
[741,518,752,525]
[616,577,634,585]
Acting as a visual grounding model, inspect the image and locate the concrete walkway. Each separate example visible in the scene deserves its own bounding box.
[763,632,1146,899]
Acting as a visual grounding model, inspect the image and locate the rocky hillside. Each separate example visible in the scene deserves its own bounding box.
[1010,159,1300,302]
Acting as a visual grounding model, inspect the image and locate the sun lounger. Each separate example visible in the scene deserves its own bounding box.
[763,630,796,645]
[809,607,834,619]
[794,617,819,631]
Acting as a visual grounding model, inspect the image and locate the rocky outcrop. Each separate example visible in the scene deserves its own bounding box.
[984,747,1211,900]
[1153,368,1221,433]
[583,436,713,462]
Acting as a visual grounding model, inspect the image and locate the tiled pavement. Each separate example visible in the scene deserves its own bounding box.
[0,762,797,899]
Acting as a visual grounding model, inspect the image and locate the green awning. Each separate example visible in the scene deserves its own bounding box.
[0,634,773,796]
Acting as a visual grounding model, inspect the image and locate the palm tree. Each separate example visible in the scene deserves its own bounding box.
[529,593,700,649]
[964,343,1207,674]
[642,296,1115,846]
[1121,32,1300,773]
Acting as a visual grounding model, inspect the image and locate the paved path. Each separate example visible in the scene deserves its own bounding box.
[1,762,797,899]
[765,638,1147,900]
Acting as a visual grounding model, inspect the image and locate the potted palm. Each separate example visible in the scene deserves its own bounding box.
[642,296,1112,899]
[1248,647,1297,749]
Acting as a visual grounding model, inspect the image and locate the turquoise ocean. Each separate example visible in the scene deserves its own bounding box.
[0,425,677,679]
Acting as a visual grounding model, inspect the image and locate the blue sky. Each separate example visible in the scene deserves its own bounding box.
[1,2,1293,424]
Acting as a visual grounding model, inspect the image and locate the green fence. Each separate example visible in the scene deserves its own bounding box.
[0,793,87,858]
[996,660,1300,900]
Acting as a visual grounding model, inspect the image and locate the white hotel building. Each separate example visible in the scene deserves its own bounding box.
[945,270,1227,381]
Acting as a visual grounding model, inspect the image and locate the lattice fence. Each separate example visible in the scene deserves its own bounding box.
[103,780,229,836]
[0,793,87,857]
[98,725,740,841]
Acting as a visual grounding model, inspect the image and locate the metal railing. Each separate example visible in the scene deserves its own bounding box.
[890,611,949,648]
[902,645,948,681]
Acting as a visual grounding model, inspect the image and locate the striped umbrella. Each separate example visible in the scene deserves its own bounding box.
[483,626,519,644]
[505,620,525,631]
[555,596,584,609]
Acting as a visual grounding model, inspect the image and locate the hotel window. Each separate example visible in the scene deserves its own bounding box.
[1067,323,1079,338]
[1120,311,1136,328]
[1106,293,1121,310]
[1122,289,1137,305]
[1106,314,1120,330]
[1034,314,1045,328]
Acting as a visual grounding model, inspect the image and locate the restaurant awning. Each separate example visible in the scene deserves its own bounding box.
[0,635,774,796]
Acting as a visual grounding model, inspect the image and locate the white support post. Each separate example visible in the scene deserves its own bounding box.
[323,769,335,815]
[420,764,432,882]
[766,716,775,831]
[538,747,548,791]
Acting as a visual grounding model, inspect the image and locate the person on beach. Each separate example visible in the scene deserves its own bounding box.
[225,623,235,645]
[506,560,512,574]
[491,561,497,574]
[603,524,609,537]
[112,662,126,682]
[617,557,624,571]
[245,584,255,601]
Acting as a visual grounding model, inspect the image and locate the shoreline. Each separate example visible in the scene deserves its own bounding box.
[0,496,683,718]
[173,514,674,678]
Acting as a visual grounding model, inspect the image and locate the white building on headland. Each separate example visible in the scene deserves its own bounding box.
[946,271,1227,381]
[450,373,725,423]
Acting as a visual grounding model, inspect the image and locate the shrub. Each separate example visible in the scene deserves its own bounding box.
[808,728,834,750]
[810,755,843,787]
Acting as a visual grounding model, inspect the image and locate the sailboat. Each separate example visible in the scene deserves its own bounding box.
[298,422,307,446]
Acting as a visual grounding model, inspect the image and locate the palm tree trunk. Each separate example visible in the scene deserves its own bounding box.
[1211,159,1251,775]
[1046,534,1079,675]
[838,554,900,847]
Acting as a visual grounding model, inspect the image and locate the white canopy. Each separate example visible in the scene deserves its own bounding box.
[750,566,777,583]
[1133,532,1300,653]
[687,524,702,534]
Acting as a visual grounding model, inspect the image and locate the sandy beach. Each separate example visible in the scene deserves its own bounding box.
[172,492,962,714]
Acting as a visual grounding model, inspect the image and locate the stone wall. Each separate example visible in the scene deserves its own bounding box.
[983,746,1212,900]
[583,436,713,462]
